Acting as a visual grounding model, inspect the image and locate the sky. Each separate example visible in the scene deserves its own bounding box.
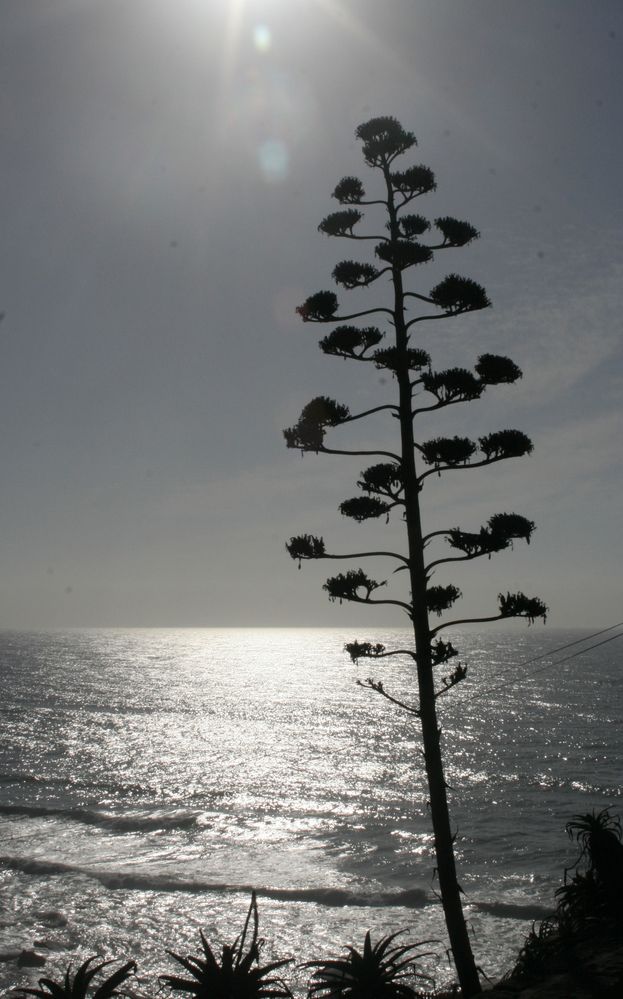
[0,0,621,630]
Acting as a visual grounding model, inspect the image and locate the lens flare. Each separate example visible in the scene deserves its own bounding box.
[253,24,271,52]
[258,139,289,182]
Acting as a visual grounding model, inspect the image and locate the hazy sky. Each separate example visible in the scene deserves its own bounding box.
[1,0,622,629]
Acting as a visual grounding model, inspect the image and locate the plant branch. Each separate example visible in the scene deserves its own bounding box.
[319,445,402,461]
[344,404,400,422]
[318,550,410,565]
[341,594,413,613]
[430,612,510,636]
[357,678,420,716]
[417,453,525,484]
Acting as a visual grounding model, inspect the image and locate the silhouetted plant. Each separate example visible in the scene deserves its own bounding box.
[564,808,623,917]
[284,116,547,997]
[16,957,136,999]
[305,930,436,999]
[160,893,293,998]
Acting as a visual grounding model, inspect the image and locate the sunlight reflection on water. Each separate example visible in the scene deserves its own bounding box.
[0,627,621,993]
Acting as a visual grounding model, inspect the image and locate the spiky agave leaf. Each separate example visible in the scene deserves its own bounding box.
[16,958,136,999]
[162,895,293,998]
[306,930,436,999]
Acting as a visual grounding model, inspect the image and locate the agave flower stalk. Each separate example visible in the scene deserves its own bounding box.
[284,117,547,997]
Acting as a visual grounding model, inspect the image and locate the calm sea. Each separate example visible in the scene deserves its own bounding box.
[0,627,621,994]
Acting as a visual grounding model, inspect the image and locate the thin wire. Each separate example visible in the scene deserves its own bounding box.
[472,620,623,688]
[505,620,623,672]
[471,630,623,701]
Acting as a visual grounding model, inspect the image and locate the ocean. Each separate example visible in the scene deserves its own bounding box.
[0,627,621,995]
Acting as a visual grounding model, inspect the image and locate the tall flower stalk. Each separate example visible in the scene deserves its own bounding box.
[284,117,547,997]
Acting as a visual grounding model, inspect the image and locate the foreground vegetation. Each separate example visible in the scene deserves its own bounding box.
[12,811,623,999]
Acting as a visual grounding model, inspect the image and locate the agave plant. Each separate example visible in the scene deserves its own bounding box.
[15,957,136,999]
[305,930,437,999]
[565,808,623,918]
[566,808,623,875]
[160,892,293,998]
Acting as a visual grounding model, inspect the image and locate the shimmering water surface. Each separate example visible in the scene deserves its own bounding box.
[0,627,621,994]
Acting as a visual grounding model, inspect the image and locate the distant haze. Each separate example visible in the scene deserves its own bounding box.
[1,0,621,629]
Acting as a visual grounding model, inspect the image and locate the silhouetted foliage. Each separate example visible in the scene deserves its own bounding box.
[333,177,366,204]
[297,291,339,322]
[357,463,403,497]
[333,261,380,288]
[305,930,436,999]
[421,368,483,403]
[426,585,462,616]
[160,893,293,999]
[320,325,384,359]
[428,275,490,314]
[286,535,326,567]
[16,958,136,999]
[319,210,363,236]
[324,570,385,603]
[420,436,477,467]
[434,217,480,247]
[475,353,522,385]
[373,347,430,373]
[504,813,623,990]
[340,497,392,522]
[284,116,546,998]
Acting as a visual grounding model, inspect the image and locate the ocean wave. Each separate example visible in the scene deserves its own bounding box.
[0,855,429,908]
[0,804,203,833]
[0,773,154,795]
[474,900,553,921]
